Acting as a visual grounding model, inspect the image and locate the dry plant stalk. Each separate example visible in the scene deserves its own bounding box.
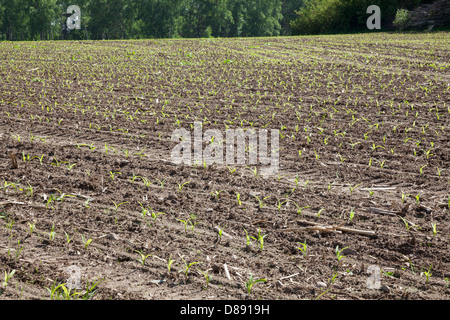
[9,153,18,169]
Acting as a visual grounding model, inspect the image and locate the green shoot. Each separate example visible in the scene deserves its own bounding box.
[3,270,15,287]
[135,250,152,266]
[297,241,307,257]
[335,246,348,262]
[179,256,200,277]
[81,235,93,249]
[245,274,266,295]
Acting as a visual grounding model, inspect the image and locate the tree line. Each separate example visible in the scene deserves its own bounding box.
[0,0,438,41]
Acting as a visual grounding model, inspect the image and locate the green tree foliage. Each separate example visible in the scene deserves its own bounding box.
[290,0,428,35]
[241,0,283,37]
[0,0,436,40]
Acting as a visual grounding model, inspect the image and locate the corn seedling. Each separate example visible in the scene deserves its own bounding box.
[49,223,56,240]
[167,254,175,273]
[155,178,167,189]
[188,216,200,233]
[349,209,355,223]
[251,228,267,250]
[179,256,200,277]
[235,192,242,206]
[421,265,432,284]
[243,228,251,247]
[335,246,348,262]
[3,270,15,288]
[245,274,266,295]
[210,190,224,200]
[349,184,361,196]
[216,223,228,242]
[151,209,165,223]
[5,218,14,230]
[197,268,212,290]
[80,278,102,300]
[401,192,409,203]
[55,190,76,203]
[47,282,82,300]
[297,241,307,257]
[398,216,418,231]
[226,165,236,174]
[246,166,258,177]
[317,208,325,218]
[419,165,427,175]
[64,231,72,244]
[134,148,147,159]
[177,181,190,192]
[431,222,439,236]
[27,221,36,235]
[51,157,62,167]
[25,183,34,198]
[415,193,420,204]
[135,250,152,266]
[294,203,310,216]
[176,218,191,233]
[112,201,128,215]
[253,195,269,209]
[141,177,152,189]
[15,240,24,260]
[66,163,77,172]
[81,235,93,249]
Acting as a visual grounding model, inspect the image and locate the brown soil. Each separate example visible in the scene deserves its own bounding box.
[0,33,449,300]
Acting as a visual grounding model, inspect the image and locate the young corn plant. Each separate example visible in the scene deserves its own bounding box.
[177,181,190,192]
[235,192,242,206]
[188,215,201,233]
[3,270,15,288]
[210,190,224,200]
[135,250,152,266]
[112,201,128,215]
[293,203,310,217]
[421,265,432,284]
[297,241,307,257]
[243,228,251,247]
[197,269,212,290]
[179,256,200,279]
[47,282,81,300]
[349,184,361,197]
[316,208,325,218]
[349,209,356,223]
[176,217,191,233]
[226,165,236,174]
[49,223,56,241]
[155,178,167,189]
[431,222,439,236]
[246,166,258,177]
[398,216,419,231]
[64,231,72,244]
[245,274,266,295]
[335,246,348,263]
[81,235,93,250]
[253,195,269,209]
[276,199,286,212]
[27,221,36,235]
[251,228,267,251]
[167,254,175,273]
[415,193,421,204]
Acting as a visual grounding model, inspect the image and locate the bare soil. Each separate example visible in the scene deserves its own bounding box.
[0,33,449,300]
